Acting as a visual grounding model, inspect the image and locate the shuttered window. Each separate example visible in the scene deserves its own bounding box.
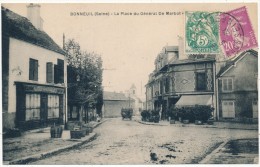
[29,58,38,81]
[54,59,64,84]
[57,59,64,83]
[46,62,53,83]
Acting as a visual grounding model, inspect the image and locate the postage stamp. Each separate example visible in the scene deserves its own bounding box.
[219,6,258,57]
[185,11,220,54]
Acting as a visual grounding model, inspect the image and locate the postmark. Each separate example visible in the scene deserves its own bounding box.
[185,11,220,54]
[220,6,258,57]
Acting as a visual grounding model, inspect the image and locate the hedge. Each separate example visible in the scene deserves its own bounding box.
[169,105,214,123]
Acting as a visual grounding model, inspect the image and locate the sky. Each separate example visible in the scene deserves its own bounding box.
[2,3,258,98]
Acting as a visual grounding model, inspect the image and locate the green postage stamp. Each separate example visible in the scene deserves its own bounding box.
[185,11,220,54]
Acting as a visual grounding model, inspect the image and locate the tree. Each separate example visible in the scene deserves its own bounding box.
[64,39,103,117]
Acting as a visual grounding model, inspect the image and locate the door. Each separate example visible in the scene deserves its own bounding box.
[40,94,48,126]
[222,101,235,118]
[252,99,258,118]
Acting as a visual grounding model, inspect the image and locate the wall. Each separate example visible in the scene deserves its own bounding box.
[218,52,258,119]
[8,37,67,114]
[219,92,257,118]
[2,33,9,113]
[221,53,257,92]
[103,100,132,118]
[170,62,214,94]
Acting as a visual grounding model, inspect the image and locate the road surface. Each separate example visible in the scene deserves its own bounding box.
[31,118,258,164]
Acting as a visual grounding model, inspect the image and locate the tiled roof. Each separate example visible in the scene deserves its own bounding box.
[103,91,134,101]
[2,7,65,55]
[217,50,258,77]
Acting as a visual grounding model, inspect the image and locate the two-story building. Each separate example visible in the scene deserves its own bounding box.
[2,5,67,130]
[217,50,258,121]
[146,45,216,120]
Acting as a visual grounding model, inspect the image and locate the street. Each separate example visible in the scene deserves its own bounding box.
[31,118,258,165]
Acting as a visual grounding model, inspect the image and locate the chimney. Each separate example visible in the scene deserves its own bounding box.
[27,3,43,30]
[178,35,186,60]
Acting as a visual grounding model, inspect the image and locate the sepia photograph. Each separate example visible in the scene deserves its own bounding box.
[1,0,259,165]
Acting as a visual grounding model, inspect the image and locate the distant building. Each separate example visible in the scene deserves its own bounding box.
[217,50,258,121]
[125,84,143,115]
[2,5,67,130]
[103,91,134,118]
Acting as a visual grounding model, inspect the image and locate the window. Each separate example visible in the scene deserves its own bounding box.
[46,62,53,83]
[72,106,78,119]
[48,95,59,119]
[222,100,235,118]
[29,58,38,81]
[222,78,233,92]
[54,59,64,84]
[160,80,164,94]
[252,99,258,119]
[196,72,206,91]
[25,94,40,120]
[165,77,170,93]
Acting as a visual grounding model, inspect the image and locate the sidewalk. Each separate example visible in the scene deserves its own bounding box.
[199,138,259,164]
[3,119,106,165]
[136,119,258,130]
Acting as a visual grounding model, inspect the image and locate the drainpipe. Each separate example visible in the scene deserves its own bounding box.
[216,78,219,121]
[214,62,219,121]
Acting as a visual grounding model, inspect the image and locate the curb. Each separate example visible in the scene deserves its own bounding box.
[137,120,168,126]
[199,140,228,164]
[136,120,217,128]
[136,120,258,130]
[93,119,107,128]
[8,133,97,165]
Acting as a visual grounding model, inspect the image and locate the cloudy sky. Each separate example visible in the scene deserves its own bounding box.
[2,3,257,98]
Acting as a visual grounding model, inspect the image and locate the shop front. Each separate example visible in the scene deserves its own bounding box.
[15,82,65,130]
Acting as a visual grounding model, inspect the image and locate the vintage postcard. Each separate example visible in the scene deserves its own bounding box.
[1,1,259,165]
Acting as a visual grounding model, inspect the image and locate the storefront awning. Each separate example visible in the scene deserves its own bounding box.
[175,95,212,106]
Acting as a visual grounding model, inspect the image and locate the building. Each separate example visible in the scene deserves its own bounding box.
[2,5,67,130]
[217,50,258,121]
[125,84,143,116]
[146,45,216,120]
[103,91,134,118]
[146,43,258,122]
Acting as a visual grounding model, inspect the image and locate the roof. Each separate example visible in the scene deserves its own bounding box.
[217,50,258,77]
[170,57,215,65]
[2,7,65,55]
[103,91,134,101]
[159,57,215,72]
